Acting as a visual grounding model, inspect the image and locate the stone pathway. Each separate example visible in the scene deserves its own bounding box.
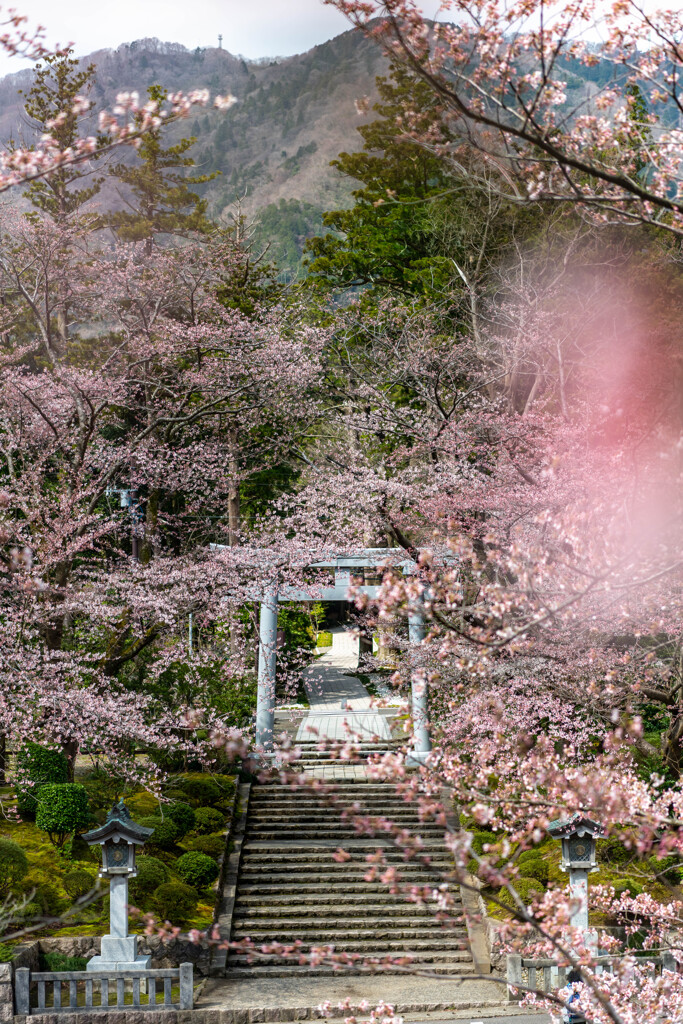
[296,628,392,750]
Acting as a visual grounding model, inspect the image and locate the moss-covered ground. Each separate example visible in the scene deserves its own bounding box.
[0,768,236,953]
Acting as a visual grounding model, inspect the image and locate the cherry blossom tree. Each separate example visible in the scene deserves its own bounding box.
[327,0,683,238]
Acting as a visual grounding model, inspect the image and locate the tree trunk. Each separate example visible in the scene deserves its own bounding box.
[228,427,240,546]
[0,732,6,785]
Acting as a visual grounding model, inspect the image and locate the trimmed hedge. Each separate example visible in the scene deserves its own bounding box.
[178,778,221,807]
[35,784,90,849]
[62,870,94,900]
[167,802,196,838]
[193,807,224,835]
[498,876,546,908]
[16,744,69,817]
[0,838,28,897]
[152,882,198,923]
[176,851,219,889]
[138,816,182,850]
[183,835,225,858]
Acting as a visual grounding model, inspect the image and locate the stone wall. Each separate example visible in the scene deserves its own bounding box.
[0,963,12,1023]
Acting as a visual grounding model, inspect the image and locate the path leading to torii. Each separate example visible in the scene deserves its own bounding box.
[296,628,392,745]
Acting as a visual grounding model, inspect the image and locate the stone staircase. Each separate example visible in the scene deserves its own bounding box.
[225,772,479,978]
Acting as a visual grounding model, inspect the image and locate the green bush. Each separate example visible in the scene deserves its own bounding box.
[176,851,219,889]
[470,831,496,857]
[0,839,28,897]
[517,851,549,885]
[601,836,632,865]
[193,807,224,835]
[138,816,182,850]
[613,878,644,899]
[129,856,170,905]
[152,882,198,923]
[178,777,220,806]
[167,802,196,838]
[64,834,100,864]
[0,943,15,962]
[16,743,69,817]
[35,784,90,848]
[164,788,190,803]
[33,882,63,916]
[498,876,546,908]
[42,952,88,972]
[316,631,333,647]
[183,835,225,858]
[62,870,95,900]
[19,902,41,919]
[649,854,683,885]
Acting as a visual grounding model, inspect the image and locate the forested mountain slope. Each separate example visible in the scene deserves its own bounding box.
[0,32,386,229]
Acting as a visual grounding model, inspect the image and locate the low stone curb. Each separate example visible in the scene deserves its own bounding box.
[12,1000,510,1024]
[210,781,252,976]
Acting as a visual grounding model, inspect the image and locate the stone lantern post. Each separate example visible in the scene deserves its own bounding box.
[83,800,154,972]
[548,812,605,952]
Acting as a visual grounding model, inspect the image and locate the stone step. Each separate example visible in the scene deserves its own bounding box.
[246,816,442,827]
[242,839,447,850]
[231,930,469,945]
[250,785,402,796]
[247,807,429,817]
[228,948,472,964]
[235,876,454,892]
[232,920,465,935]
[244,830,444,841]
[238,862,453,875]
[235,891,462,904]
[233,903,463,918]
[224,963,476,978]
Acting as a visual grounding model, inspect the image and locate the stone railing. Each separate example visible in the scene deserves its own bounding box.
[13,963,193,1015]
[507,952,677,1001]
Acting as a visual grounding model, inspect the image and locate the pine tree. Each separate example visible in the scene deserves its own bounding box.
[21,51,103,225]
[108,85,217,253]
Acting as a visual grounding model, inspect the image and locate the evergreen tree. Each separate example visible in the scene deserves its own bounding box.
[108,85,217,253]
[21,51,103,225]
[304,63,461,299]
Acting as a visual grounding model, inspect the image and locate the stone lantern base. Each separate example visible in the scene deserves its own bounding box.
[87,935,151,972]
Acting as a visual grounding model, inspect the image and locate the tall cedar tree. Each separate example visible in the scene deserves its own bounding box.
[108,85,216,253]
[21,51,102,225]
[304,63,459,298]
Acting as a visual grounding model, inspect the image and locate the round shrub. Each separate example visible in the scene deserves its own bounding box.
[164,788,189,803]
[33,882,63,916]
[613,878,644,899]
[129,856,169,904]
[178,778,220,807]
[152,882,198,923]
[35,784,90,849]
[19,901,41,919]
[498,876,546,908]
[649,854,683,885]
[138,816,182,850]
[601,836,632,865]
[517,852,549,885]
[470,831,496,857]
[176,852,219,890]
[62,870,95,900]
[16,743,69,817]
[193,807,224,835]
[183,835,225,858]
[167,802,196,838]
[0,838,28,897]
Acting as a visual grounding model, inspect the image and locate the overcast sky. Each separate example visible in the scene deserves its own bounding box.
[2,0,367,77]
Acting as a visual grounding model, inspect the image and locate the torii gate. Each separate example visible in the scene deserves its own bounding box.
[252,548,431,759]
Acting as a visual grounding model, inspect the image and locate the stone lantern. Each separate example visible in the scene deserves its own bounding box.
[83,799,154,972]
[548,812,605,949]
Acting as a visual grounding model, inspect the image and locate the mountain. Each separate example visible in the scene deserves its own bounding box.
[0,32,388,276]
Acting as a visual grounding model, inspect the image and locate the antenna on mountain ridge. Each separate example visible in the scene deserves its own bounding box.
[218,34,222,50]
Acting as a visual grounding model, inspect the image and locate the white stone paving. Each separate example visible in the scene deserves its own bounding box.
[296,628,392,746]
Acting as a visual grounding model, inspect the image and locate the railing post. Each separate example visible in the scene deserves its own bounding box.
[179,963,193,1010]
[14,967,30,1016]
[507,954,522,1003]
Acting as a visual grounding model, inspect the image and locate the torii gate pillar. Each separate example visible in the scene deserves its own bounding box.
[256,586,278,750]
[408,600,431,759]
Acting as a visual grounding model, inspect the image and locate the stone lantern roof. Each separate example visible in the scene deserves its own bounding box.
[83,798,154,846]
[547,812,605,838]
